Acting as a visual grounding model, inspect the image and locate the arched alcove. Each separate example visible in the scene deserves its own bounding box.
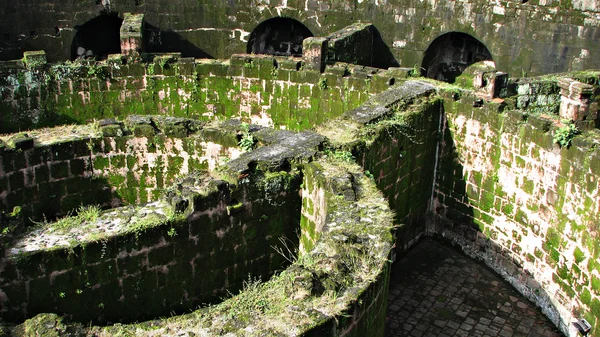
[70,15,123,61]
[421,32,493,83]
[247,17,313,57]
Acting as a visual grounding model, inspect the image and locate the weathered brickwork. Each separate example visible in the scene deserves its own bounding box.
[358,99,441,253]
[0,54,398,134]
[1,131,395,336]
[433,93,600,336]
[0,134,103,224]
[0,120,239,224]
[319,80,442,256]
[1,0,599,76]
[0,170,302,324]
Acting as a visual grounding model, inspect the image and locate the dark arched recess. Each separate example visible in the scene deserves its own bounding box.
[247,18,313,57]
[71,15,123,61]
[421,32,493,83]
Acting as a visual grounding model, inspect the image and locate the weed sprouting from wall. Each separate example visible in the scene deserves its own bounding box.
[33,204,101,233]
[238,122,256,152]
[553,120,579,148]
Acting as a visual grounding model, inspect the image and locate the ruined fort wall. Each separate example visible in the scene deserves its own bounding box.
[2,0,600,75]
[0,118,241,224]
[0,169,302,324]
[358,98,442,253]
[0,55,389,134]
[432,93,600,336]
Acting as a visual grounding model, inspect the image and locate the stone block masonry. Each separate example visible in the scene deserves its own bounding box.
[432,91,600,337]
[318,80,441,255]
[120,13,144,58]
[0,53,402,134]
[1,123,396,337]
[1,0,600,76]
[0,168,302,323]
[0,117,241,225]
[558,78,597,129]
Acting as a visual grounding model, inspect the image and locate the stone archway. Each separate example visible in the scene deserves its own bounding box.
[247,17,313,57]
[421,32,493,83]
[71,14,123,61]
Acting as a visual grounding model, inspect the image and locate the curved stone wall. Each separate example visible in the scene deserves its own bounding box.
[1,0,600,75]
[432,85,600,336]
[0,54,397,134]
[0,121,395,336]
[0,116,241,225]
[0,169,302,324]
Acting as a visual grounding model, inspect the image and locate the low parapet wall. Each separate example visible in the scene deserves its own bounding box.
[0,116,242,226]
[1,118,395,336]
[0,51,409,134]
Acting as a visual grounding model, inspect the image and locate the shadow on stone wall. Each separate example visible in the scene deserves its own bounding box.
[430,110,477,240]
[372,27,399,69]
[247,17,313,57]
[144,23,214,59]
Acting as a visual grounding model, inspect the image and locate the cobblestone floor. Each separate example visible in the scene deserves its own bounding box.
[386,239,564,337]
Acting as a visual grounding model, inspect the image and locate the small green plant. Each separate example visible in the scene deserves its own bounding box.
[365,170,375,180]
[158,57,169,68]
[325,149,355,162]
[147,63,155,75]
[409,64,422,77]
[59,292,66,298]
[38,204,101,233]
[553,120,579,148]
[78,204,101,222]
[238,122,255,152]
[244,60,255,69]
[87,65,108,80]
[9,206,21,217]
[167,227,177,237]
[76,289,83,295]
[318,78,328,90]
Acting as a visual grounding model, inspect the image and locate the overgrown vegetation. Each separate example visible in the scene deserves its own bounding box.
[324,148,355,163]
[409,64,423,77]
[36,204,101,233]
[553,120,579,148]
[238,122,256,152]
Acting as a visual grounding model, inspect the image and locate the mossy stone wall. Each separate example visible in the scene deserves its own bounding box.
[0,171,301,324]
[299,162,327,254]
[0,55,393,134]
[1,0,599,76]
[0,136,106,225]
[318,80,441,257]
[0,118,239,226]
[433,93,600,336]
[90,133,239,205]
[358,99,441,254]
[297,160,393,337]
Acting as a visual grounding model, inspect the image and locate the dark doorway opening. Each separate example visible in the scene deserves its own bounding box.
[71,15,123,61]
[421,32,493,83]
[247,18,313,57]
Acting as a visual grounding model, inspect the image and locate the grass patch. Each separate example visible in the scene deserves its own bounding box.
[39,204,101,233]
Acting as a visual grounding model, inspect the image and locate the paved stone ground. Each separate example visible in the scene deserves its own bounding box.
[386,239,564,337]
